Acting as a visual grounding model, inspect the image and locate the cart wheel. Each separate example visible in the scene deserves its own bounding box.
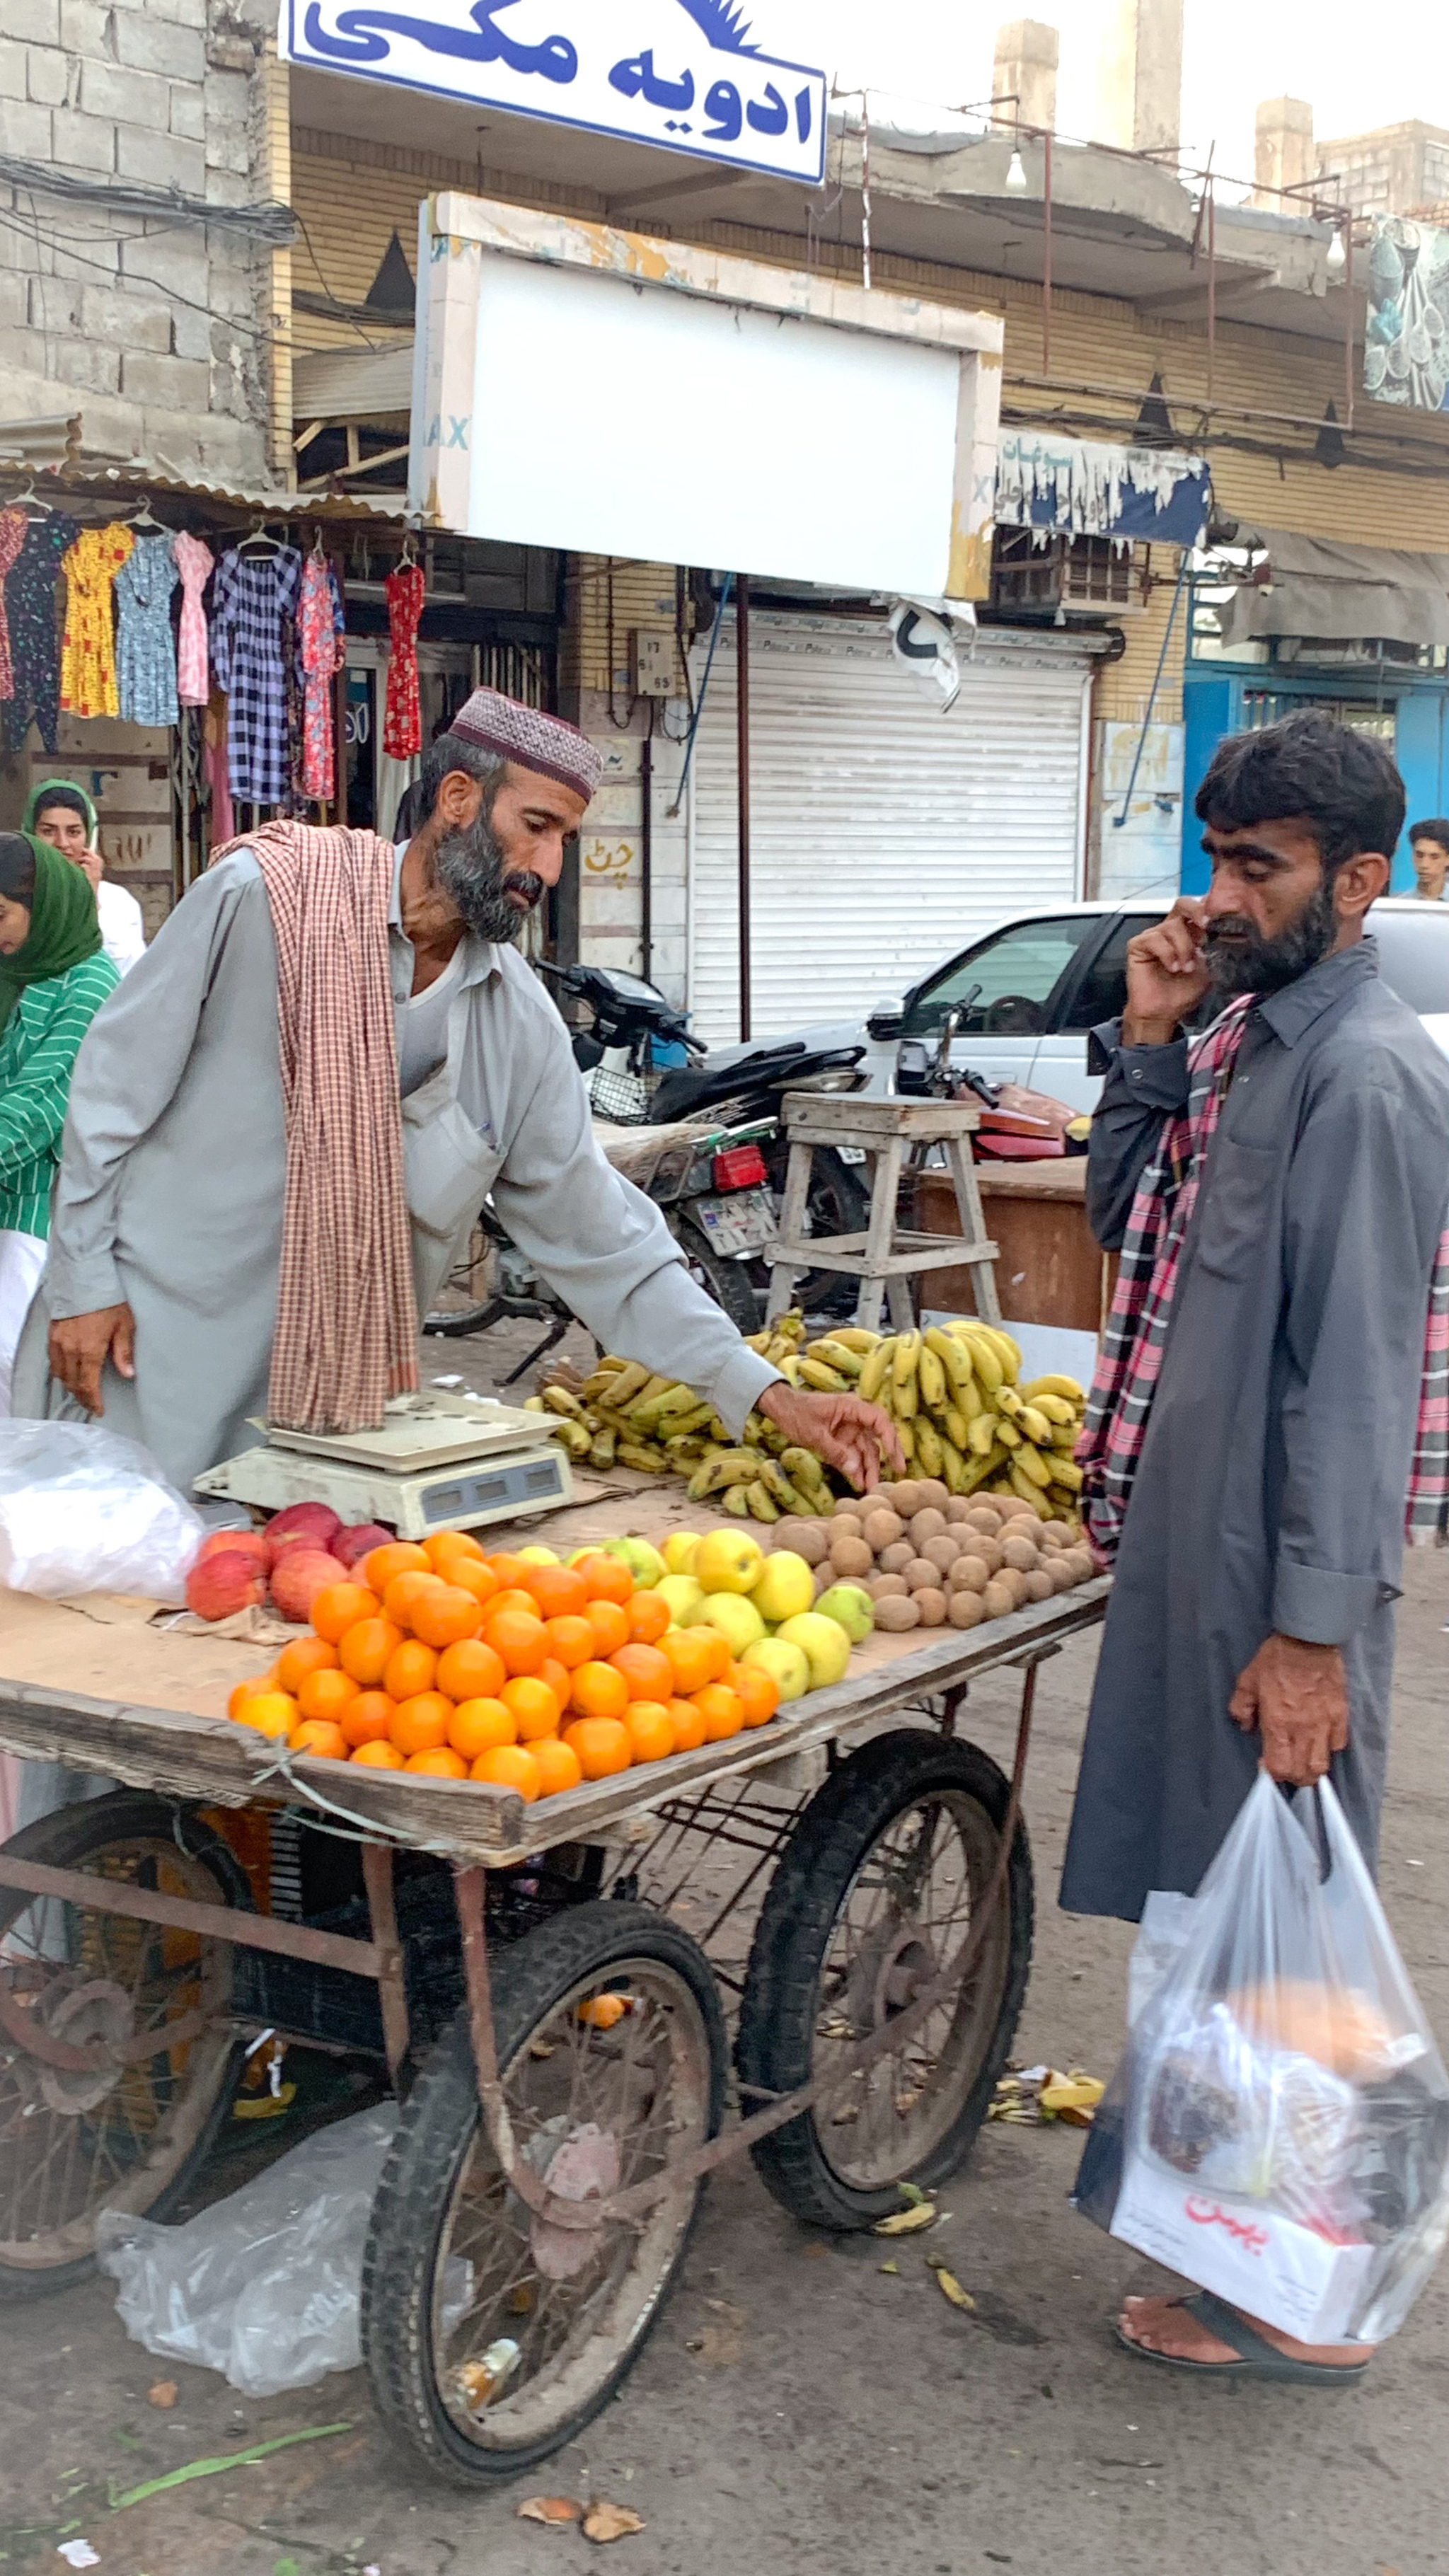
[0,1791,250,2299]
[735,1730,1033,2232]
[362,1899,725,2485]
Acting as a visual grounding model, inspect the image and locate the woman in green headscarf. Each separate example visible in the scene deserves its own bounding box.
[22,778,147,976]
[0,831,118,1416]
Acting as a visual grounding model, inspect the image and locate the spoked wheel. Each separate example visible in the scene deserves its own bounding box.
[0,1791,249,2299]
[362,1900,725,2485]
[670,1218,761,1334]
[735,1731,1033,2231]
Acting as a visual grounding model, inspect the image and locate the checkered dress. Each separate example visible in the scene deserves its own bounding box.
[210,545,301,805]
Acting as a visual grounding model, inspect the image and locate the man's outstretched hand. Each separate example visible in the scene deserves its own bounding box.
[48,1303,135,1417]
[1229,1632,1349,1786]
[756,1379,904,1494]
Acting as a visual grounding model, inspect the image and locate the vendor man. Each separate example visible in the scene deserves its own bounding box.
[20,690,895,1496]
[1407,815,1449,901]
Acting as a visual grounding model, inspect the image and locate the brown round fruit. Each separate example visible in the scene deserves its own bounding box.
[867,1571,909,1601]
[879,1541,914,1574]
[981,1576,1017,1621]
[887,1481,923,1518]
[829,1534,874,1578]
[831,1499,864,1526]
[964,1507,1000,1537]
[908,1507,947,1546]
[904,1557,942,1593]
[774,1517,829,1564]
[874,1595,922,1631]
[920,1533,959,1574]
[1001,1535,1039,1573]
[861,1506,904,1553]
[972,1537,1005,1577]
[914,1587,947,1627]
[949,1590,984,1629]
[1036,1523,1068,1553]
[948,1554,990,1595]
[1022,1567,1054,1602]
[943,1497,976,1525]
[912,1479,949,1513]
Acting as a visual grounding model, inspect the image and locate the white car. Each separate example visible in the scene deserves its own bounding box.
[848,896,1449,1114]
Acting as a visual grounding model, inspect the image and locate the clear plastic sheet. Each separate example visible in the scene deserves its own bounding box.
[0,1420,204,1602]
[1074,1772,1449,2345]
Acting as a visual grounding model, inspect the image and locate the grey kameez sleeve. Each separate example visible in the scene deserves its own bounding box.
[492,1042,779,1440]
[1084,1017,1191,1250]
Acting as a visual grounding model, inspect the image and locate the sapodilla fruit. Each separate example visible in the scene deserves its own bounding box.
[269,1547,350,1624]
[185,1548,266,1620]
[264,1501,342,1564]
[332,1521,395,1570]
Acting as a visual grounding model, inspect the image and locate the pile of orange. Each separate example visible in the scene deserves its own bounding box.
[228,1531,780,1801]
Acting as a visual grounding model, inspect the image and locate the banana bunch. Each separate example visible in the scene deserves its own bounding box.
[854,1320,1087,1522]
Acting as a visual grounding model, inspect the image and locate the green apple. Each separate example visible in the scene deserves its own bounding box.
[751,1549,816,1624]
[662,1530,702,1576]
[599,1534,666,1589]
[655,1573,705,1627]
[775,1610,853,1690]
[698,1590,766,1656]
[516,1544,560,1565]
[814,1583,874,1644]
[740,1636,811,1703]
[693,1528,765,1595]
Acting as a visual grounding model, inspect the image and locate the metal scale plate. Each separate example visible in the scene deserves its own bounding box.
[193,1392,574,1540]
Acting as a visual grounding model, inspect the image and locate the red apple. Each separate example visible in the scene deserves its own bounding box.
[264,1501,342,1566]
[269,1547,349,1625]
[333,1522,394,1569]
[196,1527,268,1572]
[186,1549,267,1621]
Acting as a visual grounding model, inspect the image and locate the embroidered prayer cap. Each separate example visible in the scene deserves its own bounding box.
[450,688,603,804]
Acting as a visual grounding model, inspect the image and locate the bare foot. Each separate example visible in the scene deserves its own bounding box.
[1119,2294,1370,2369]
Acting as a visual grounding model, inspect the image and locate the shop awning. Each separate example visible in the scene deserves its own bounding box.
[1217,529,1449,647]
[293,345,415,424]
[995,429,1211,545]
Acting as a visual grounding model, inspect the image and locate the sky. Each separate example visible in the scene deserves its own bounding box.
[765,0,1449,191]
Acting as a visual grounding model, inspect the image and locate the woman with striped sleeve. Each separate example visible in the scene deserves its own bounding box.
[0,832,117,1415]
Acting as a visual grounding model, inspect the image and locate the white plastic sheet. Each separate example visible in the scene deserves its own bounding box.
[0,1419,204,1602]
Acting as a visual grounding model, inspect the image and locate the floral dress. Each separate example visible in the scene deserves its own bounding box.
[115,532,180,727]
[4,512,79,753]
[60,523,134,720]
[383,560,425,759]
[0,509,26,703]
[210,545,301,805]
[296,553,347,801]
[173,533,214,705]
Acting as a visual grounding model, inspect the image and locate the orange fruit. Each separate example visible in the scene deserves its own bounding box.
[484,1552,533,1588]
[296,1666,360,1723]
[531,1735,583,1797]
[569,1659,630,1723]
[290,1716,349,1760]
[737,1666,780,1729]
[563,1716,632,1779]
[489,1586,541,1623]
[363,1541,430,1595]
[502,1675,563,1743]
[425,1529,484,1571]
[341,1689,396,1748]
[693,1683,744,1742]
[660,1628,715,1696]
[667,1694,708,1752]
[539,1656,570,1716]
[390,1690,453,1756]
[627,1589,671,1644]
[611,1641,674,1703]
[543,1613,595,1671]
[383,1569,446,1627]
[405,1745,468,1778]
[410,1583,483,1650]
[228,1673,274,1719]
[471,1743,541,1800]
[435,1636,507,1704]
[581,1598,626,1658]
[448,1696,516,1760]
[338,1615,404,1687]
[625,1701,676,1764]
[575,1551,633,1605]
[351,1738,405,1769]
[485,1607,548,1677]
[311,1582,381,1645]
[275,1635,339,1694]
[383,1636,438,1702]
[446,1557,500,1610]
[231,1690,297,1740]
[523,1562,588,1620]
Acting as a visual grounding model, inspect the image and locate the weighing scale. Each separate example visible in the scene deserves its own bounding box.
[193,1392,574,1540]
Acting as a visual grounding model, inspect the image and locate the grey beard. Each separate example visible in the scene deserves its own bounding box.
[434,814,545,945]
[1204,877,1339,999]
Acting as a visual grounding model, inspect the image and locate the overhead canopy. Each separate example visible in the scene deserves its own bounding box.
[995,429,1211,547]
[1218,529,1449,647]
[293,345,414,423]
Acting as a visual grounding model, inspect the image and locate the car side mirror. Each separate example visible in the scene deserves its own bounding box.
[867,994,905,1040]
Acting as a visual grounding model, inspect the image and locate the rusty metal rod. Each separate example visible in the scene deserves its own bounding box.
[0,1852,385,1977]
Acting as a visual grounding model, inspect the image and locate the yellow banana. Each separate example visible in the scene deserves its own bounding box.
[1051,1427,1079,1452]
[829,1327,881,1353]
[891,1330,922,1392]
[926,1324,976,1399]
[895,1419,916,1461]
[589,1429,617,1470]
[722,1484,751,1516]
[938,1433,968,1494]
[1012,1441,1051,1487]
[995,1419,1022,1450]
[858,1339,894,1403]
[548,1419,591,1458]
[979,1327,1022,1383]
[798,1358,850,1392]
[943,1405,969,1449]
[995,1386,1026,1422]
[918,1344,947,1411]
[594,1360,651,1407]
[522,1394,545,1412]
[1008,1463,1053,1516]
[962,1443,1007,1492]
[807,1338,864,1378]
[1020,1405,1054,1446]
[957,1329,1003,1393]
[914,1418,944,1477]
[1020,1373,1084,1403]
[782,1446,832,1500]
[967,1415,996,1457]
[744,1479,780,1522]
[1027,1391,1078,1426]
[1046,1453,1084,1491]
[618,1440,669,1474]
[895,1370,919,1421]
[541,1385,584,1418]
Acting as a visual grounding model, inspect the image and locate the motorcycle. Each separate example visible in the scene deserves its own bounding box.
[424,960,872,1376]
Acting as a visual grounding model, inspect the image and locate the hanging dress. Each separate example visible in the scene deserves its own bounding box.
[383,560,425,760]
[173,532,214,705]
[0,509,27,703]
[60,522,134,720]
[4,512,79,754]
[209,545,301,806]
[115,531,180,727]
[296,553,347,801]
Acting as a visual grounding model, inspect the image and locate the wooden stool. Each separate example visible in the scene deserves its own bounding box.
[765,1094,1002,1332]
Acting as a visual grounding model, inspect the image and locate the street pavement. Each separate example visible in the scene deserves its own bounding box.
[0,1320,1443,2576]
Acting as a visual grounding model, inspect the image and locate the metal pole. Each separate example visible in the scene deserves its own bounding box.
[860,93,872,291]
[1042,127,1053,377]
[640,715,654,986]
[1206,181,1216,412]
[736,571,751,1041]
[1344,221,1356,431]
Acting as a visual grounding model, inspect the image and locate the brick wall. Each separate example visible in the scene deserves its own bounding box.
[0,0,279,483]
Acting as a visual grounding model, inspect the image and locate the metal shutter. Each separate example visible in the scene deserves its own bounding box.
[689,612,1091,1041]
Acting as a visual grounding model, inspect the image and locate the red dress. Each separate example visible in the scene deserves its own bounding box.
[383,562,425,760]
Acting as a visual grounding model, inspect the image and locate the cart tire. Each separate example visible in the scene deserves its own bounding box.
[736,1731,1032,2232]
[362,1899,725,2485]
[0,1790,250,2299]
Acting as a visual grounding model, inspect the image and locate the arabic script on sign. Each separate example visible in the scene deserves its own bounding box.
[1184,2196,1270,2253]
[281,0,827,185]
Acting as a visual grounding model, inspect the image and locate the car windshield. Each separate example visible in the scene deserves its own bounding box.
[901,916,1102,1038]
[1373,910,1449,1017]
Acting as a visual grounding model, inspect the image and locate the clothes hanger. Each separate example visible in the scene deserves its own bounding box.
[237,514,282,559]
[398,531,418,569]
[127,499,164,531]
[311,526,327,560]
[6,478,52,518]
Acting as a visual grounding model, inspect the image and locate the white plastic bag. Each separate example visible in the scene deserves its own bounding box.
[1074,1772,1449,2346]
[96,2105,398,2396]
[0,1419,204,1602]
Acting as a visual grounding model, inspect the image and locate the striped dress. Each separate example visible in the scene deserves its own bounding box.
[0,954,119,1239]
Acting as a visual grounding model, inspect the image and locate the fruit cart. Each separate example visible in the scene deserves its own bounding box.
[0,1569,1108,2488]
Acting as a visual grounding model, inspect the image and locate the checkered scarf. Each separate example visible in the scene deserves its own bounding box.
[1078,998,1449,1559]
[212,822,419,1432]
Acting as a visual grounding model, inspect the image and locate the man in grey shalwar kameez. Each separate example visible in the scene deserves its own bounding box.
[1063,712,1449,2378]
